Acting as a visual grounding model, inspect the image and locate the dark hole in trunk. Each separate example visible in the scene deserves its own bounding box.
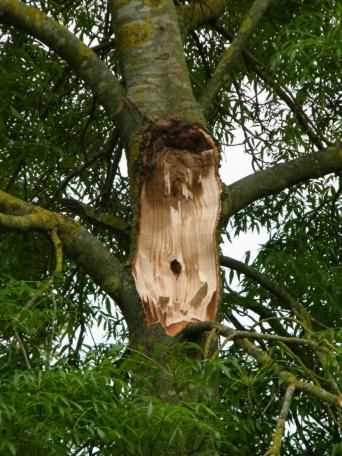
[170,259,182,276]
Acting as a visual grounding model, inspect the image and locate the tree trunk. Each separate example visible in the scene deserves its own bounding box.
[112,0,222,340]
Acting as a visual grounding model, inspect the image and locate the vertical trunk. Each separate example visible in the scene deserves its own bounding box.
[112,0,205,124]
[112,0,222,339]
[112,3,222,453]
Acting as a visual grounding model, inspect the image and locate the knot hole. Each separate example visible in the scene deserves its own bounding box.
[170,259,182,277]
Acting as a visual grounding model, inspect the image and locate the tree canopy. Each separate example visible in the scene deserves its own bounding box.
[0,0,341,455]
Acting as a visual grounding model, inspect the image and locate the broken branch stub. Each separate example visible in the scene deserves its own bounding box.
[132,120,222,336]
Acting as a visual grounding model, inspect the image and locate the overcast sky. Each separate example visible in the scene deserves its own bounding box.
[220,144,269,261]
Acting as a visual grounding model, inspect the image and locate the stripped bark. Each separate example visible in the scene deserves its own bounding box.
[132,120,221,335]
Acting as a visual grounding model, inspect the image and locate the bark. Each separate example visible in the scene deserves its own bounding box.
[111,0,224,339]
[111,0,205,125]
[222,143,342,221]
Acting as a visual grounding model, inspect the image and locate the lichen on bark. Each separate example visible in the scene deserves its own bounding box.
[112,0,205,124]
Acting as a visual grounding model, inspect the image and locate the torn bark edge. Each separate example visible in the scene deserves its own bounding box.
[131,119,222,336]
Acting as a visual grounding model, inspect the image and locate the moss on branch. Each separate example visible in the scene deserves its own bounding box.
[265,384,296,456]
[50,229,63,274]
[0,190,142,336]
[177,0,225,34]
[240,338,342,407]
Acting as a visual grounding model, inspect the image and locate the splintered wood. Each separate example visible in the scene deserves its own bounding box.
[132,120,221,336]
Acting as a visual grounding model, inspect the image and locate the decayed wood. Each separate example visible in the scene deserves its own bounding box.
[132,120,221,336]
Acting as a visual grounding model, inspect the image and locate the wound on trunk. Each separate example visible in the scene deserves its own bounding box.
[132,120,221,336]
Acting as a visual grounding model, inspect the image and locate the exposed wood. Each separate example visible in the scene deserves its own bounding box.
[132,120,221,336]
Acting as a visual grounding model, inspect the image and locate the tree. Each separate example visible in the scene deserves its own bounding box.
[0,0,341,454]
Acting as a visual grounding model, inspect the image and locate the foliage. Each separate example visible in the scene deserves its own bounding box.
[0,0,341,455]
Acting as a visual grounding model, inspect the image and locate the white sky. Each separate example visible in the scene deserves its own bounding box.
[220,145,269,261]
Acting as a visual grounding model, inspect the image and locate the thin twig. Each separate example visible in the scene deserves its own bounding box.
[13,329,31,370]
[220,255,310,324]
[50,228,63,273]
[264,384,296,456]
[200,0,274,114]
[211,23,326,150]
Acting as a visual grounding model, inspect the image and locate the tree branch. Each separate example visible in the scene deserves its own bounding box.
[210,23,326,150]
[222,292,324,371]
[200,0,273,115]
[50,229,63,274]
[220,255,307,319]
[13,329,32,370]
[177,0,225,34]
[221,143,342,220]
[0,190,143,338]
[184,321,318,348]
[265,384,296,456]
[183,321,342,407]
[61,198,129,235]
[223,291,290,337]
[239,337,342,407]
[0,0,125,120]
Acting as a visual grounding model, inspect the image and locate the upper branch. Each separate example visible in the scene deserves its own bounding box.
[200,0,273,115]
[0,0,125,120]
[221,143,342,221]
[177,0,225,35]
[211,23,326,150]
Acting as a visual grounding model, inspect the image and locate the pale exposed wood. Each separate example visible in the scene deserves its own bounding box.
[132,122,221,336]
